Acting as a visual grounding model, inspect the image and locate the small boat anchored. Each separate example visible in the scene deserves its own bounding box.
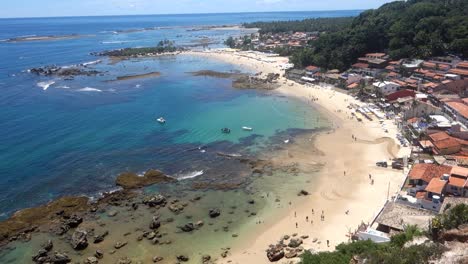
[156,117,166,124]
[242,126,253,131]
[221,128,231,134]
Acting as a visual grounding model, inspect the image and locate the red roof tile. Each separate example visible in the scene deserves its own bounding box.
[352,63,369,69]
[409,164,452,183]
[429,132,451,142]
[433,138,461,150]
[448,68,468,77]
[451,166,468,178]
[425,178,447,194]
[446,101,468,119]
[448,176,467,188]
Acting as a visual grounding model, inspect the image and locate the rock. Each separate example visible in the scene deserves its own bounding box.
[168,203,184,214]
[285,251,297,259]
[93,230,109,244]
[288,238,303,248]
[116,170,175,189]
[179,223,195,232]
[71,229,88,250]
[232,234,238,237]
[114,241,128,249]
[143,194,167,207]
[196,220,204,227]
[107,210,118,217]
[266,246,284,262]
[248,199,255,204]
[283,235,290,240]
[64,214,83,228]
[94,250,104,259]
[42,239,53,251]
[147,232,156,240]
[202,255,211,263]
[151,238,159,245]
[209,208,221,218]
[117,257,132,264]
[152,256,164,263]
[49,252,72,263]
[301,235,309,239]
[298,190,309,196]
[131,203,138,210]
[176,255,189,262]
[85,256,99,264]
[149,216,161,229]
[32,249,48,262]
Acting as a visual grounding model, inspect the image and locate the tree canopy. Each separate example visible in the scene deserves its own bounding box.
[248,0,468,70]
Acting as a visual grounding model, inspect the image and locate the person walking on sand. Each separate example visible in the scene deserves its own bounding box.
[296,222,298,228]
[327,240,330,247]
[294,211,296,217]
[312,209,314,215]
[306,216,309,222]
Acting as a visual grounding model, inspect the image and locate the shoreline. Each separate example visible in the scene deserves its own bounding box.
[185,49,410,263]
[0,49,411,263]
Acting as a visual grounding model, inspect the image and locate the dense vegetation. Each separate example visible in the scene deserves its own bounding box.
[98,40,179,57]
[243,17,354,34]
[250,0,468,70]
[300,204,468,264]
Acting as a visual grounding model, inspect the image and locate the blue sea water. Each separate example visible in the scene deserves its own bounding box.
[0,11,361,218]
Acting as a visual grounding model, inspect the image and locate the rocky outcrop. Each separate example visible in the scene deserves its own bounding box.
[266,244,285,262]
[116,170,175,189]
[149,216,161,230]
[177,255,189,262]
[29,65,100,77]
[71,229,88,250]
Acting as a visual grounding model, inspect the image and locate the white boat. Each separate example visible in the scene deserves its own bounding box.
[242,126,253,131]
[156,117,166,124]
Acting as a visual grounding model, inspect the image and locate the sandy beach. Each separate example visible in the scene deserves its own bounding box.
[186,49,411,263]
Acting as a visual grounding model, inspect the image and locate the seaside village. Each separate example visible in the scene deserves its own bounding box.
[287,55,468,242]
[234,31,468,245]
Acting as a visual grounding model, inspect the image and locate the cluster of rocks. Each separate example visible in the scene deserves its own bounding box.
[32,240,71,264]
[266,233,308,262]
[55,214,83,236]
[232,73,281,90]
[29,65,100,77]
[143,194,168,208]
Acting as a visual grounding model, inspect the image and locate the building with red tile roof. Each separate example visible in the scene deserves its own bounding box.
[408,164,452,186]
[425,178,447,195]
[445,101,468,127]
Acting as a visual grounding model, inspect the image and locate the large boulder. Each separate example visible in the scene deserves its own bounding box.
[266,246,284,262]
[288,238,303,248]
[149,216,161,230]
[71,229,88,250]
[143,194,167,207]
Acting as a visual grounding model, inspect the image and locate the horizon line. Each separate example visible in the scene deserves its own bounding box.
[0,9,365,20]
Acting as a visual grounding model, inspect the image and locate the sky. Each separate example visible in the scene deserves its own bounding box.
[1,0,396,18]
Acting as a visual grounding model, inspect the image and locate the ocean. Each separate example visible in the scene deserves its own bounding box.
[0,11,361,218]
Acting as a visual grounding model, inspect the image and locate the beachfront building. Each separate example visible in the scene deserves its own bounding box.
[305,65,320,76]
[408,164,452,194]
[373,81,400,95]
[428,131,462,155]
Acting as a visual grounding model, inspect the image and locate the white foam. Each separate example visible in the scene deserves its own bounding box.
[101,40,135,44]
[56,85,70,89]
[177,170,204,180]
[37,80,55,90]
[77,87,103,92]
[81,60,102,66]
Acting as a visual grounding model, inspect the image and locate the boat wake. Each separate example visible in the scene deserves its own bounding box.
[37,80,55,90]
[176,170,204,180]
[77,87,103,92]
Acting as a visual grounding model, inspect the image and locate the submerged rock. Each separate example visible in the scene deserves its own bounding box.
[149,216,161,230]
[94,250,104,259]
[152,256,164,263]
[179,223,195,232]
[93,230,109,244]
[176,255,189,262]
[116,170,175,189]
[71,229,88,250]
[114,241,128,249]
[298,190,309,196]
[85,256,99,264]
[208,208,221,218]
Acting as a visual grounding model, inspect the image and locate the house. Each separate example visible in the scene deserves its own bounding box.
[305,65,320,76]
[408,163,452,190]
[386,90,416,102]
[428,132,461,155]
[444,101,468,127]
[373,81,400,95]
[447,166,468,197]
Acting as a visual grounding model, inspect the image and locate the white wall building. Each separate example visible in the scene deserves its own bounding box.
[373,81,400,95]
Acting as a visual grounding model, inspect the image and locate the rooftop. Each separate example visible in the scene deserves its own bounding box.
[375,202,436,231]
[446,101,468,119]
[408,163,452,183]
[448,176,467,188]
[425,178,447,194]
[451,166,468,178]
[428,132,451,142]
[433,137,461,150]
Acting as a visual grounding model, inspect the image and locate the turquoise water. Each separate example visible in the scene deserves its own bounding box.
[0,12,355,217]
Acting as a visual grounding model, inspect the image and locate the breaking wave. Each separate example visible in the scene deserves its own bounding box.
[37,80,55,90]
[176,170,204,180]
[77,87,103,92]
